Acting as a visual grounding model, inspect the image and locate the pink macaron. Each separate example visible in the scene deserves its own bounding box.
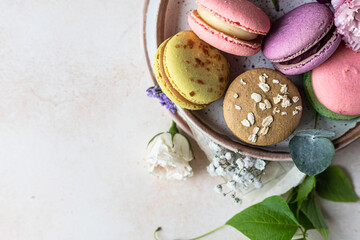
[188,0,270,56]
[262,3,341,75]
[312,42,360,116]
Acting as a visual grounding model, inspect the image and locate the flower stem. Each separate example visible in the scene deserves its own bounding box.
[153,227,162,240]
[187,225,226,240]
[314,112,319,129]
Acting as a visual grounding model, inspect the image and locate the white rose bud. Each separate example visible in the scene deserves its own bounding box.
[144,122,194,180]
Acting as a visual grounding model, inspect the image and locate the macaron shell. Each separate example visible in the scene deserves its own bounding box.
[196,0,270,35]
[188,11,262,56]
[164,31,230,104]
[223,68,303,146]
[273,31,341,75]
[262,3,333,61]
[312,43,360,116]
[154,38,207,110]
[303,71,359,120]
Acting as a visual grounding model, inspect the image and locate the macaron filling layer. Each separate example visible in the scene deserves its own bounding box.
[158,40,207,108]
[274,25,338,70]
[196,6,258,41]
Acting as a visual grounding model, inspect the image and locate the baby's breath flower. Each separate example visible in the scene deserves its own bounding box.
[225,166,235,174]
[232,174,243,183]
[239,168,248,176]
[207,163,217,176]
[243,156,255,169]
[254,179,264,189]
[235,158,244,169]
[226,180,237,191]
[254,158,266,170]
[214,184,223,194]
[219,154,226,159]
[216,166,226,176]
[225,152,233,160]
[213,157,220,167]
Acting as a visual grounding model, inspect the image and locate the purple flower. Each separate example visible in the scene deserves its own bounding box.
[146,86,177,114]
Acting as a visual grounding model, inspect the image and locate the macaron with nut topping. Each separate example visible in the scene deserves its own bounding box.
[154,31,230,110]
[188,0,270,56]
[223,68,302,146]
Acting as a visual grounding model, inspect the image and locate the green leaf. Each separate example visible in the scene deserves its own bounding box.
[168,121,180,144]
[316,166,359,202]
[298,210,315,231]
[300,194,329,240]
[293,130,335,139]
[289,136,335,176]
[226,196,299,240]
[293,176,316,216]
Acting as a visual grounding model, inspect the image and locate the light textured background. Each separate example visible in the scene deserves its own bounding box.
[0,0,359,239]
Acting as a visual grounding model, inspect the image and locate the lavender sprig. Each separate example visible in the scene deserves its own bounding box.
[147,85,177,114]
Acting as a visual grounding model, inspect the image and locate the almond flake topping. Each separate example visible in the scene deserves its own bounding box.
[273,107,280,114]
[295,106,303,111]
[251,93,262,103]
[235,105,242,110]
[273,79,279,84]
[253,126,260,135]
[258,82,270,93]
[281,112,287,116]
[280,84,288,94]
[240,79,247,85]
[293,110,299,116]
[259,102,266,111]
[273,96,281,104]
[292,96,300,103]
[262,116,274,127]
[259,75,266,83]
[234,93,239,98]
[241,119,251,127]
[281,98,292,108]
[248,112,255,125]
[260,127,269,136]
[248,134,257,143]
[264,99,272,109]
[263,73,269,79]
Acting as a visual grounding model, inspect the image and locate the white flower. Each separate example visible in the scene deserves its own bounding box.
[235,158,244,169]
[254,179,263,189]
[212,157,220,167]
[225,152,233,160]
[226,180,237,191]
[216,166,227,176]
[244,172,254,181]
[239,168,248,176]
[225,165,235,174]
[234,197,242,205]
[207,163,217,176]
[209,141,222,152]
[214,184,223,194]
[254,158,266,170]
[144,132,193,180]
[243,156,254,169]
[232,174,243,183]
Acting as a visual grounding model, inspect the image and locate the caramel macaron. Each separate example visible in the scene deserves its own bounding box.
[223,68,303,146]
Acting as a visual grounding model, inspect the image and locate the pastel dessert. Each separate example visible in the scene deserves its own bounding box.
[154,31,230,110]
[304,43,360,120]
[262,3,341,75]
[223,68,303,146]
[188,0,270,56]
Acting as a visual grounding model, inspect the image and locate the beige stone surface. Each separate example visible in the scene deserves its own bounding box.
[0,0,358,239]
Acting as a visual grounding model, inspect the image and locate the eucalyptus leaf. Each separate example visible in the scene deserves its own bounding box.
[289,136,335,176]
[316,166,359,202]
[226,196,299,240]
[293,130,335,139]
[300,194,329,240]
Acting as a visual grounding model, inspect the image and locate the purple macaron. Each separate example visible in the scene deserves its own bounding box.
[262,3,341,75]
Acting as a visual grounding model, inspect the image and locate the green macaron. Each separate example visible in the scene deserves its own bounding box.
[303,71,360,120]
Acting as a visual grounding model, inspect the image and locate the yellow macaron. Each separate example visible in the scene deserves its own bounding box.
[154,30,230,110]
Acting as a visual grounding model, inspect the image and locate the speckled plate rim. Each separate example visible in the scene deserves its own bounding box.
[142,0,360,161]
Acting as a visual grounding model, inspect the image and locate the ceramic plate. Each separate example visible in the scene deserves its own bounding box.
[143,0,360,160]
